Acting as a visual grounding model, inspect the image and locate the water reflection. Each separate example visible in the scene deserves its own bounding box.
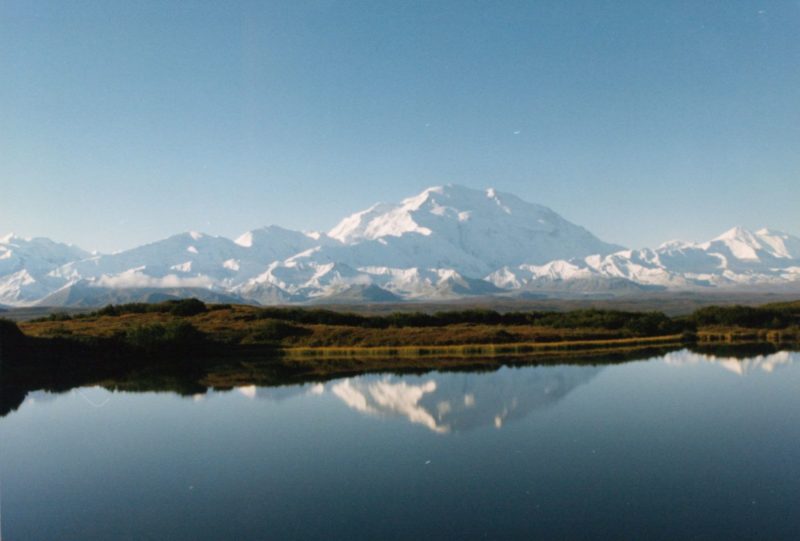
[322,365,603,433]
[663,349,794,375]
[233,383,324,401]
[3,348,797,425]
[3,348,800,541]
[332,378,447,432]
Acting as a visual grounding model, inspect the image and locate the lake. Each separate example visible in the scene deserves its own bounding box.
[2,348,800,539]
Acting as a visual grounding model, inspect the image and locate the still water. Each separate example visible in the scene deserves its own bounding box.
[2,349,800,540]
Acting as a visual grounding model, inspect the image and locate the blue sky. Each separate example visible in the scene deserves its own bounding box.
[1,1,798,252]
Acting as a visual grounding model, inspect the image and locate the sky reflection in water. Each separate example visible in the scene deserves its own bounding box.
[2,349,800,540]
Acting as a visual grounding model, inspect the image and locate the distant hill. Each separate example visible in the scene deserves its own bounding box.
[309,284,403,304]
[35,282,248,308]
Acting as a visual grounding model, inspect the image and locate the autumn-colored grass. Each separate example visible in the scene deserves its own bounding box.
[19,304,656,349]
[282,334,686,360]
[15,301,800,360]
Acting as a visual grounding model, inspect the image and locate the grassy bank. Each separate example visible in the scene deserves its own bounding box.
[282,334,687,360]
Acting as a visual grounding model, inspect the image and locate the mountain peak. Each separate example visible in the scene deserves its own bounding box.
[2,186,798,308]
[705,226,800,261]
[324,184,621,272]
[714,226,756,241]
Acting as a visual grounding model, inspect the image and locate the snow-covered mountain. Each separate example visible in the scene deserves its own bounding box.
[324,185,622,274]
[2,185,799,307]
[488,226,800,292]
[0,234,89,305]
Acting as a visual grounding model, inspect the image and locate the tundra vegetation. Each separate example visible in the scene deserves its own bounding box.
[5,298,798,356]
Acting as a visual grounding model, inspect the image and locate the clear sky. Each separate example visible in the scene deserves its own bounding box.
[1,1,798,252]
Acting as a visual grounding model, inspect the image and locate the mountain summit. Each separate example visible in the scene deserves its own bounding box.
[1,186,799,306]
[325,185,621,273]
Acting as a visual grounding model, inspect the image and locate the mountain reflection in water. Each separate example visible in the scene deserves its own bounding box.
[3,348,800,541]
[663,349,794,375]
[324,366,602,433]
[224,349,797,434]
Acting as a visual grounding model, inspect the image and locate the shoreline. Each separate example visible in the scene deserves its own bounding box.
[280,334,688,360]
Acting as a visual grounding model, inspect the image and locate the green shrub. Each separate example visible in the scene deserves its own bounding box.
[93,298,209,318]
[30,312,74,323]
[167,298,208,317]
[689,305,798,329]
[124,321,206,355]
[249,319,309,343]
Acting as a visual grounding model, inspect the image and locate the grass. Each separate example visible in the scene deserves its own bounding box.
[282,334,687,360]
[17,305,644,346]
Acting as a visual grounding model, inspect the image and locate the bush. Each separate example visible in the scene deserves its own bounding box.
[487,329,515,343]
[622,312,682,336]
[0,318,25,347]
[124,321,206,355]
[248,319,309,343]
[93,298,209,318]
[124,323,168,352]
[41,325,73,337]
[168,298,208,317]
[30,312,74,323]
[689,305,798,329]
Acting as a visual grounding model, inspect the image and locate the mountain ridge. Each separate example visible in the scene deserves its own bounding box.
[3,185,799,307]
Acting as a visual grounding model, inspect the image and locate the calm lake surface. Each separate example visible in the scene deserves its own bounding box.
[2,349,800,540]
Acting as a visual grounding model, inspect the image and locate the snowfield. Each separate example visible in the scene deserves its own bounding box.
[2,185,799,306]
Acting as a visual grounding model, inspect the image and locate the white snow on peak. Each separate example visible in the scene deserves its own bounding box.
[658,239,696,251]
[326,184,621,273]
[223,259,240,271]
[328,200,431,243]
[2,187,799,307]
[709,226,761,260]
[752,228,800,259]
[703,226,800,262]
[171,261,193,272]
[713,226,751,241]
[234,231,255,247]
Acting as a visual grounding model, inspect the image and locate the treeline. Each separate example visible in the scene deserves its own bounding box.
[685,303,800,329]
[241,307,685,336]
[20,299,800,344]
[31,298,215,322]
[244,302,800,332]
